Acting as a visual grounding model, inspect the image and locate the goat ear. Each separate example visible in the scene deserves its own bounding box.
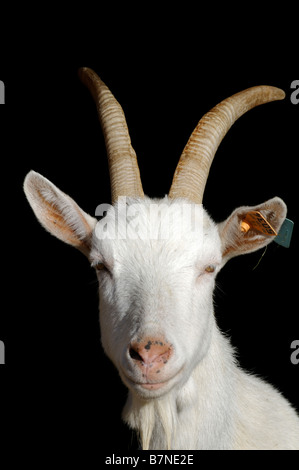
[218,197,287,265]
[24,171,97,256]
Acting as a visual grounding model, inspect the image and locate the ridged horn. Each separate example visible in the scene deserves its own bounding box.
[169,86,285,204]
[78,67,144,203]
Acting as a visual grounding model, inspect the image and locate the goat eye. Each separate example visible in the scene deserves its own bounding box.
[95,263,109,272]
[205,265,215,273]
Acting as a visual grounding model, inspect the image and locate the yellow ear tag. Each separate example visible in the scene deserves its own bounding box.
[240,211,277,236]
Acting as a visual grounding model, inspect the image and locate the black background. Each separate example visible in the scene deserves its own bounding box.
[0,11,298,461]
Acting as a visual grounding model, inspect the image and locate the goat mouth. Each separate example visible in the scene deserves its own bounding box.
[121,366,184,395]
[122,374,169,390]
[126,377,171,395]
[135,381,167,390]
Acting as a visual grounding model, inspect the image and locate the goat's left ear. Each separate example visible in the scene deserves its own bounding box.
[218,197,287,265]
[24,171,97,256]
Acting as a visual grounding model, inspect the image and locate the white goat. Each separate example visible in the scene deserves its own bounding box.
[24,68,299,450]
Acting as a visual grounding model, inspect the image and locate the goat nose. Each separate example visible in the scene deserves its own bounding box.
[129,338,173,369]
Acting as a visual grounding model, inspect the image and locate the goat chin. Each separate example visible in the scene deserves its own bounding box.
[122,390,178,450]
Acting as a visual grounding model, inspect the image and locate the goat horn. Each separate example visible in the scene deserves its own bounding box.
[169,86,285,204]
[78,67,144,203]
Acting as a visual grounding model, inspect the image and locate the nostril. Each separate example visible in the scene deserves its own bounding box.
[129,337,173,367]
[129,347,143,362]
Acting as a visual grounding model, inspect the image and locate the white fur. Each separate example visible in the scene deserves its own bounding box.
[24,172,299,450]
[89,197,299,450]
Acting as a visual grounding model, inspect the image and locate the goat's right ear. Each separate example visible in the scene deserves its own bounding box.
[24,171,97,256]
